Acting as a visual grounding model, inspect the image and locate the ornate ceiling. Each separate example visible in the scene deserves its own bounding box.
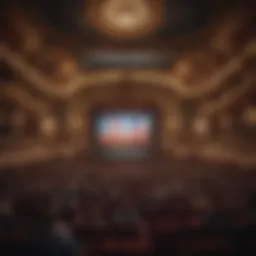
[85,0,165,39]
[0,0,255,168]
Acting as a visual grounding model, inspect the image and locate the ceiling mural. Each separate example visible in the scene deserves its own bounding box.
[0,0,255,168]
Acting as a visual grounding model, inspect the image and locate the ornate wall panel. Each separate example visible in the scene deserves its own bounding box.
[0,83,63,167]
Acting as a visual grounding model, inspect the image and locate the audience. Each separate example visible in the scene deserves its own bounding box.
[0,167,255,255]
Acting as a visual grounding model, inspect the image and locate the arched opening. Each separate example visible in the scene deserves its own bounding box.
[67,82,182,154]
[64,83,183,179]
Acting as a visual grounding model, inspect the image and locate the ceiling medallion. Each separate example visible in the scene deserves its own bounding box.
[86,0,165,39]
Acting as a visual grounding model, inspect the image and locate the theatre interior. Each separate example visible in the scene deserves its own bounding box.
[0,0,256,255]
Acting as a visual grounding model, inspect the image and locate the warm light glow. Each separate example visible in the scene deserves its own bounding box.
[87,0,164,39]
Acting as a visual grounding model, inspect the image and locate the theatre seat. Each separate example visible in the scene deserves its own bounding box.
[175,234,234,255]
[102,236,152,254]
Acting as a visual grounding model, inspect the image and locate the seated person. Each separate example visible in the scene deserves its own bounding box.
[35,207,81,256]
[13,196,81,256]
[102,196,151,255]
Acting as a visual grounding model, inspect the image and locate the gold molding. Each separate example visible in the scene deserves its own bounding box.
[0,85,56,139]
[1,43,252,99]
[0,136,255,169]
[243,107,256,126]
[196,77,253,117]
[0,141,82,168]
[2,86,49,115]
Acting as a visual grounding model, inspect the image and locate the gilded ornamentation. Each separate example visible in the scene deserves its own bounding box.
[193,118,210,136]
[2,86,50,118]
[0,85,56,148]
[86,0,164,39]
[196,77,253,117]
[8,9,44,54]
[210,10,245,54]
[243,107,256,126]
[40,116,58,138]
[1,42,252,99]
[0,3,256,168]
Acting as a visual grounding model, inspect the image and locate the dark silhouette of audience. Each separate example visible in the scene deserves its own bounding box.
[0,167,255,255]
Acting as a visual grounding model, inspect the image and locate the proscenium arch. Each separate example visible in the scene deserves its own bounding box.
[66,82,183,151]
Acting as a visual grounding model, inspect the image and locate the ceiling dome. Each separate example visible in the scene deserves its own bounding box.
[38,0,213,39]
